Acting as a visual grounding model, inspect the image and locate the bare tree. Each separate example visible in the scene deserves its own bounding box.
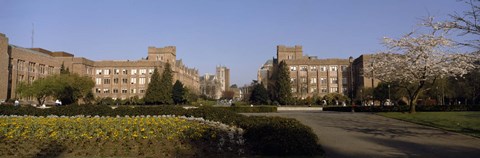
[424,0,480,50]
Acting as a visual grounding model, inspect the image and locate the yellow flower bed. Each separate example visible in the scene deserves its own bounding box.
[0,115,244,157]
[0,116,209,141]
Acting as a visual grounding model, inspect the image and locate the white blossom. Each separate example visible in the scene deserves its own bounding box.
[364,25,479,111]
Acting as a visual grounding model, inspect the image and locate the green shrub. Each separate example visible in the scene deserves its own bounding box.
[216,106,277,113]
[242,116,323,156]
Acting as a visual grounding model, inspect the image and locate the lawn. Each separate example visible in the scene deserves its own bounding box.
[378,112,480,138]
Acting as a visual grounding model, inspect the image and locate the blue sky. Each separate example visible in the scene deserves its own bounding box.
[0,0,470,86]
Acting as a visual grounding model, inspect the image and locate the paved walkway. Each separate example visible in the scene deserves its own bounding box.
[246,111,480,158]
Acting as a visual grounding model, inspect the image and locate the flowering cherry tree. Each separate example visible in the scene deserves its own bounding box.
[364,24,478,113]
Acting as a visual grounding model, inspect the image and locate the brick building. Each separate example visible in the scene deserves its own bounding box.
[258,45,379,100]
[0,33,199,102]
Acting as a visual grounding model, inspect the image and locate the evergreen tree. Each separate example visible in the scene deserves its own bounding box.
[144,67,162,105]
[158,63,174,105]
[60,62,70,74]
[273,61,293,105]
[249,81,269,105]
[172,80,186,105]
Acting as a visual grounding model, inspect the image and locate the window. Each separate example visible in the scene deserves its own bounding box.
[48,66,54,75]
[122,89,127,94]
[122,78,128,84]
[341,65,348,72]
[330,66,338,72]
[310,66,317,71]
[95,78,102,85]
[291,88,297,93]
[103,78,111,84]
[113,78,119,84]
[39,64,45,74]
[103,89,110,93]
[342,78,348,85]
[113,89,119,94]
[311,87,317,93]
[290,78,296,84]
[330,78,338,84]
[301,77,307,83]
[18,75,24,81]
[320,78,327,84]
[287,55,294,59]
[343,87,348,93]
[131,78,137,84]
[330,87,338,93]
[96,69,102,75]
[131,89,137,94]
[131,69,137,75]
[95,88,101,93]
[139,69,147,75]
[104,69,111,75]
[301,87,308,93]
[122,69,128,75]
[28,62,36,72]
[17,60,25,71]
[113,69,119,75]
[148,69,154,74]
[290,66,297,71]
[320,66,327,72]
[139,77,145,84]
[321,87,328,93]
[300,66,307,71]
[140,89,145,93]
[310,78,317,84]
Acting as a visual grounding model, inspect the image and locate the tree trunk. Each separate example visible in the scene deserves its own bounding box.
[409,101,416,113]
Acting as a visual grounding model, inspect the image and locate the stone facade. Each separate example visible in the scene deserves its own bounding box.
[0,33,199,102]
[0,34,9,102]
[199,65,230,99]
[199,74,222,99]
[216,66,230,92]
[259,45,382,100]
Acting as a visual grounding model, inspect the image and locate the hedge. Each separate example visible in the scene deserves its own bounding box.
[0,105,323,156]
[323,105,480,112]
[217,106,277,113]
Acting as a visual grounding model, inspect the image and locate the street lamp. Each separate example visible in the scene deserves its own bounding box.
[349,56,353,106]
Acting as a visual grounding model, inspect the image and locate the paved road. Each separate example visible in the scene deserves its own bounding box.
[246,111,480,158]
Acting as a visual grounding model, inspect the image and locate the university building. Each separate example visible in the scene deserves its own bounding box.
[199,65,230,99]
[258,45,379,99]
[0,33,199,102]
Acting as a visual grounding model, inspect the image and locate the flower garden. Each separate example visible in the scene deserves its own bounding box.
[0,105,324,157]
[0,115,245,157]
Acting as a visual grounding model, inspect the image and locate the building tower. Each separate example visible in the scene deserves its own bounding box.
[216,66,230,92]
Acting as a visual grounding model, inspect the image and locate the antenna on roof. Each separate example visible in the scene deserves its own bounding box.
[31,23,34,48]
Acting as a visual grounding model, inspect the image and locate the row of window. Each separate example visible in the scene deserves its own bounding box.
[290,65,348,72]
[95,88,146,94]
[16,60,55,75]
[291,77,348,85]
[95,77,151,85]
[95,68,154,75]
[291,87,348,93]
